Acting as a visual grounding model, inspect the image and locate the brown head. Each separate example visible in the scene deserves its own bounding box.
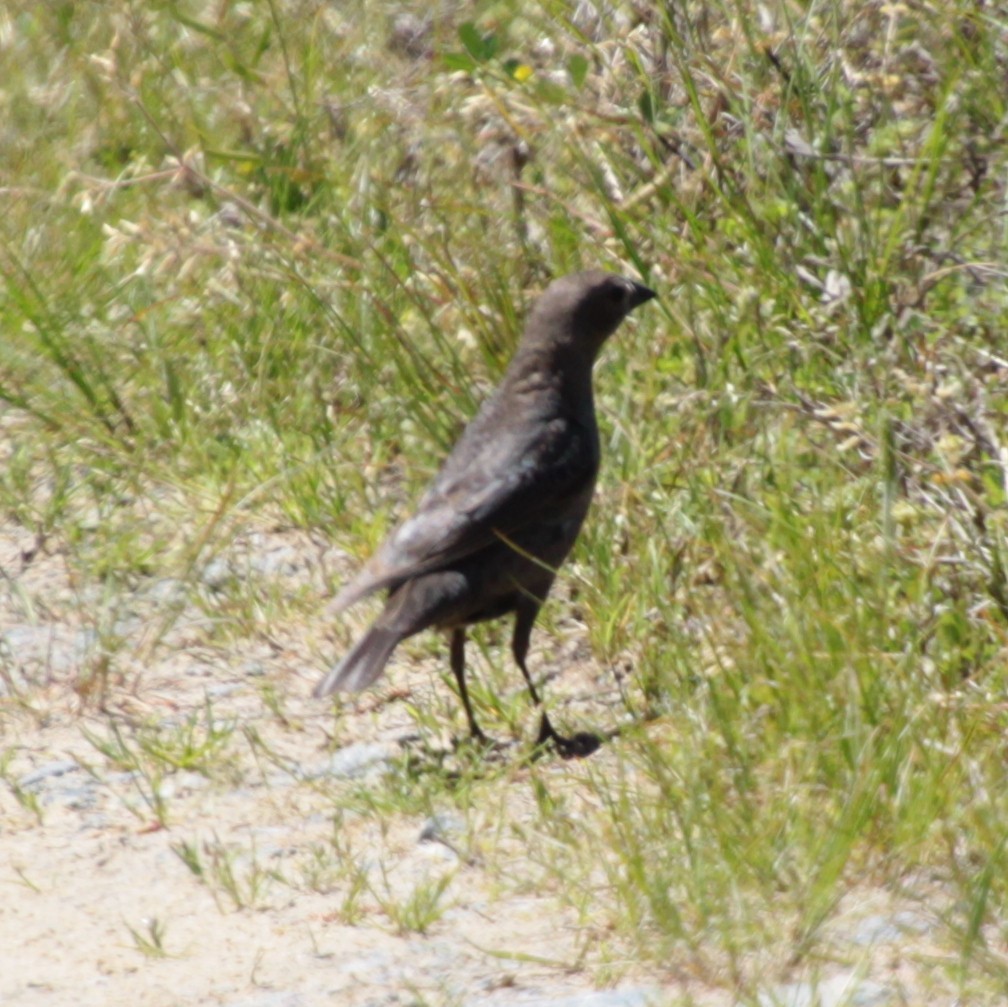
[521,270,657,362]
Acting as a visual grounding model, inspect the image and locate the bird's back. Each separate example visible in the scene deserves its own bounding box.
[332,366,599,611]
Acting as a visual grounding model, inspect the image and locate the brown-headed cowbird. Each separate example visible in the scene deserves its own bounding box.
[315,270,656,756]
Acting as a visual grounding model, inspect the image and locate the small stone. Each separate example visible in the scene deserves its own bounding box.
[146,578,189,603]
[307,742,396,780]
[850,915,900,945]
[223,993,306,1007]
[159,771,209,800]
[470,990,658,1007]
[419,813,464,845]
[249,546,303,578]
[0,624,95,675]
[756,974,892,1007]
[206,682,243,698]
[849,911,931,946]
[201,558,233,590]
[18,759,81,790]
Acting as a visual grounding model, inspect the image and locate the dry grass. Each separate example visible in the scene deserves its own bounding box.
[2,1,1008,1003]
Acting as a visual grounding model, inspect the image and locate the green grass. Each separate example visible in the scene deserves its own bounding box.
[3,0,1008,1001]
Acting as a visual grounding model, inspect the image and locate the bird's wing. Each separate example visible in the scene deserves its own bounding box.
[330,416,596,612]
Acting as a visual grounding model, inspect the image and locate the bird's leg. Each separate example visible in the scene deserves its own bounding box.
[512,603,601,759]
[449,628,490,744]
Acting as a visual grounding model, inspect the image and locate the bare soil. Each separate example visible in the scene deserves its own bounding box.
[0,522,942,1007]
[1,521,658,1007]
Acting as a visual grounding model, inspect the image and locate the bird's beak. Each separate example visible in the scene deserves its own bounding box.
[630,281,657,307]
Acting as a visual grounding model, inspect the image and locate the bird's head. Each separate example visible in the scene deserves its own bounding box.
[525,270,657,361]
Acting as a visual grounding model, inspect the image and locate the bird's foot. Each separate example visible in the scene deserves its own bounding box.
[535,713,601,759]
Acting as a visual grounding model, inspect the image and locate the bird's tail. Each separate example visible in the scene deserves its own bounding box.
[313,625,402,698]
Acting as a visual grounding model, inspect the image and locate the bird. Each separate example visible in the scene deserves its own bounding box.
[315,270,656,757]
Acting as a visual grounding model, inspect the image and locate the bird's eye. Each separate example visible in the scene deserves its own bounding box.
[607,284,628,304]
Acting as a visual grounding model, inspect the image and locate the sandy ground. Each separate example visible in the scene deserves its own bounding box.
[0,519,667,1007]
[0,520,946,1007]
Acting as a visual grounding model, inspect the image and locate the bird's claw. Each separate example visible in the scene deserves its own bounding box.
[535,712,601,759]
